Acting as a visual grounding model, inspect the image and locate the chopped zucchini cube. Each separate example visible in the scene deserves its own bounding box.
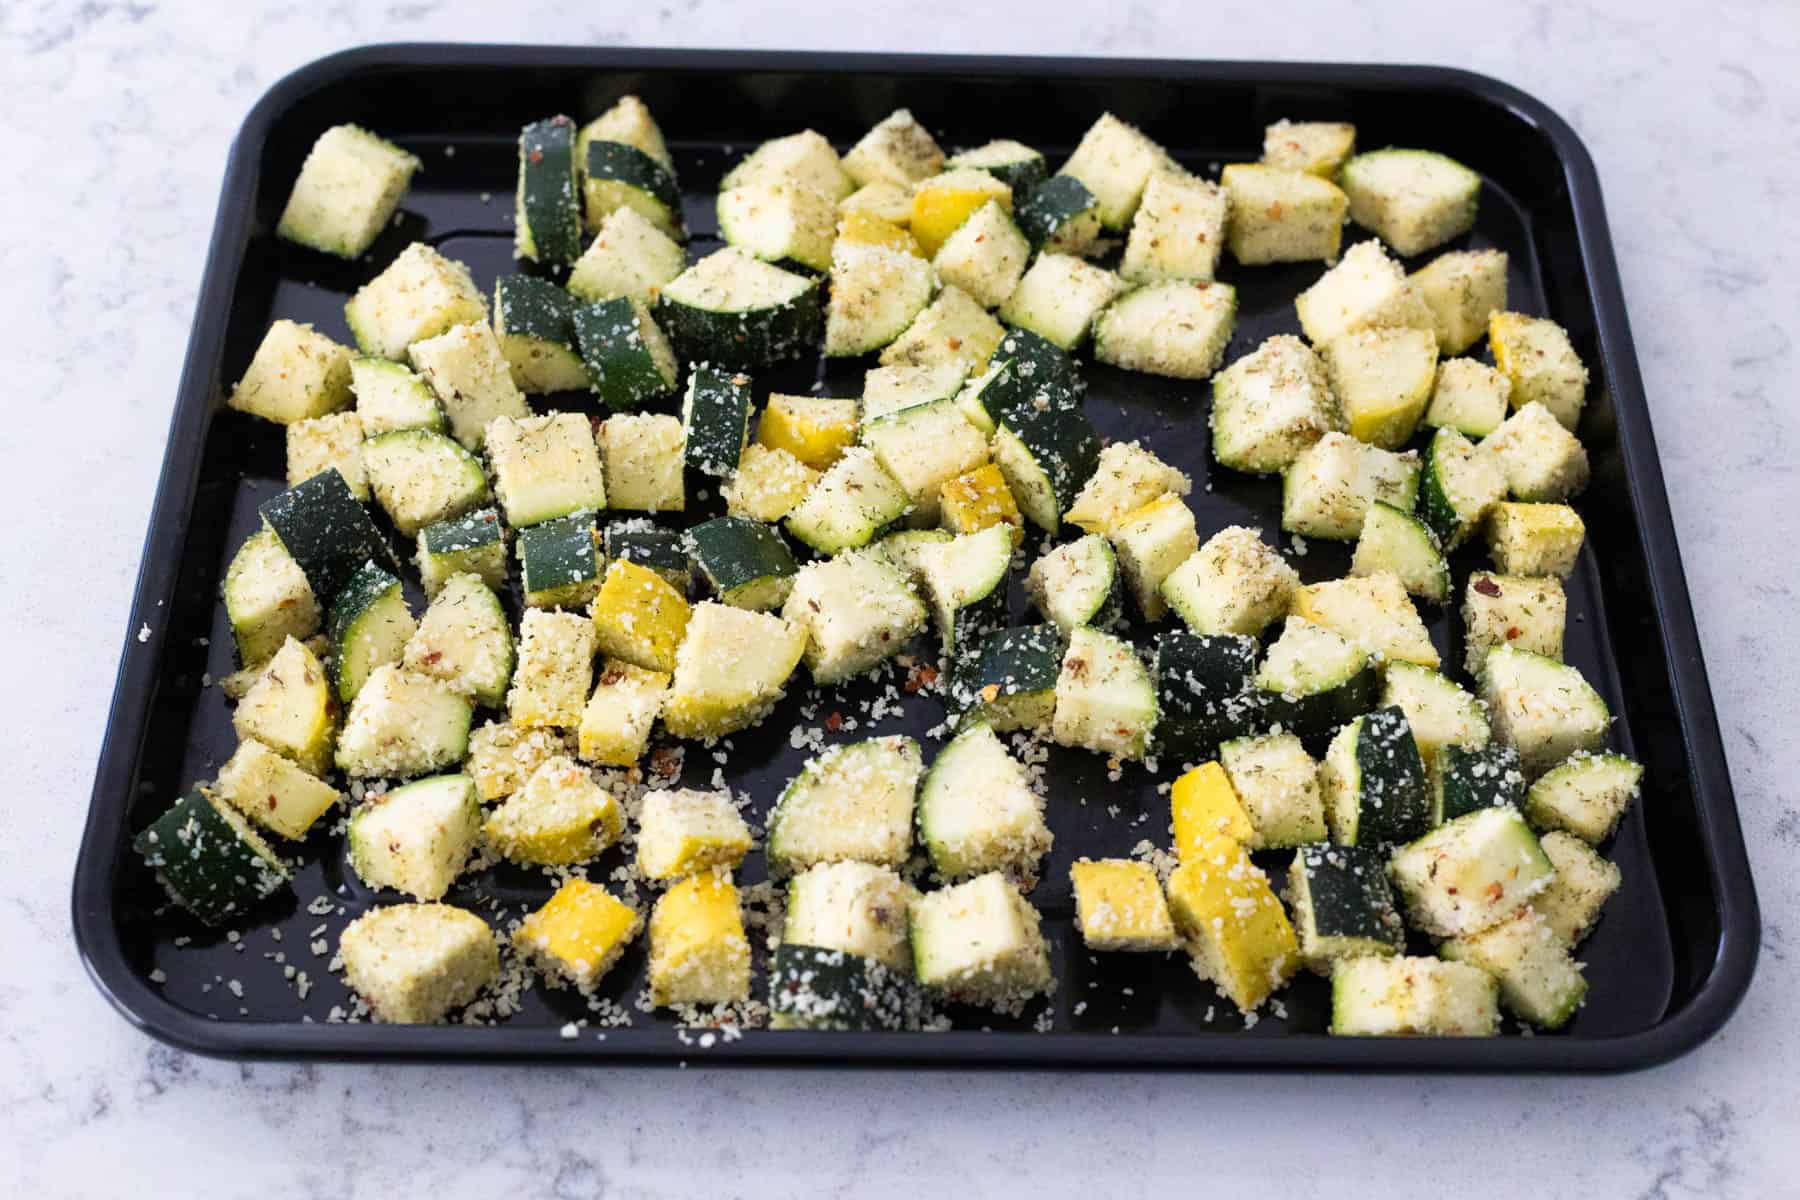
[909,872,1052,1009]
[1121,172,1228,283]
[340,903,498,1024]
[956,624,1063,732]
[494,274,587,393]
[581,139,682,239]
[662,603,807,740]
[724,129,853,201]
[648,872,751,1006]
[1410,249,1508,354]
[933,199,1030,308]
[1320,325,1439,450]
[591,560,691,675]
[1166,838,1299,1013]
[326,561,416,704]
[867,361,974,423]
[768,736,923,873]
[1052,626,1156,761]
[1171,761,1256,855]
[346,242,488,362]
[1484,402,1591,501]
[658,250,824,371]
[224,529,321,668]
[1389,805,1554,936]
[1534,831,1622,945]
[1483,503,1584,583]
[1160,524,1296,638]
[1065,440,1192,536]
[997,252,1125,351]
[843,108,944,189]
[134,790,289,925]
[233,636,336,775]
[1220,163,1348,264]
[910,168,1013,258]
[1070,858,1179,952]
[1059,112,1172,230]
[1476,647,1605,780]
[992,405,1103,535]
[1017,174,1103,256]
[576,95,673,170]
[507,609,598,730]
[723,443,817,523]
[335,665,472,779]
[416,508,507,599]
[685,516,797,612]
[717,179,838,271]
[362,427,492,537]
[781,550,926,685]
[940,462,1025,544]
[466,720,571,802]
[215,737,341,841]
[1218,732,1327,849]
[573,296,682,413]
[1489,312,1589,430]
[757,394,858,470]
[286,411,367,499]
[1251,616,1379,739]
[1289,843,1406,972]
[351,355,445,436]
[1350,502,1450,604]
[1292,573,1440,668]
[838,180,913,225]
[1329,956,1498,1037]
[1293,239,1434,345]
[1340,149,1482,257]
[407,321,530,452]
[878,285,1005,374]
[597,412,686,513]
[1107,493,1198,622]
[1209,334,1341,474]
[229,319,353,425]
[1434,743,1526,824]
[636,788,752,881]
[681,364,752,477]
[516,511,602,610]
[486,412,606,528]
[276,124,421,259]
[1381,661,1489,766]
[567,205,686,305]
[862,399,992,524]
[347,774,481,900]
[784,861,919,972]
[577,658,669,767]
[484,754,623,866]
[824,241,936,357]
[1525,751,1643,843]
[1094,280,1237,380]
[515,879,642,993]
[784,446,911,556]
[1462,572,1567,679]
[1419,426,1507,550]
[1153,633,1264,761]
[1424,357,1512,438]
[1280,431,1421,541]
[1321,707,1432,846]
[946,138,1048,206]
[1262,119,1356,177]
[915,522,1014,664]
[1026,533,1123,634]
[1439,908,1587,1029]
[918,721,1053,884]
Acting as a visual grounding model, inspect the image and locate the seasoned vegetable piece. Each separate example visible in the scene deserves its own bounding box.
[946,138,1047,205]
[1410,249,1508,354]
[408,321,530,452]
[686,516,798,612]
[573,296,681,412]
[784,861,920,972]
[1166,838,1299,1013]
[1107,493,1198,622]
[1439,909,1587,1029]
[1161,524,1296,637]
[682,364,753,477]
[1070,858,1180,952]
[340,903,498,1024]
[657,248,823,369]
[909,872,1052,1010]
[1418,426,1507,550]
[825,241,936,356]
[1462,571,1567,679]
[577,659,669,767]
[591,560,691,675]
[1291,573,1440,668]
[636,788,752,881]
[909,168,1013,258]
[940,462,1025,544]
[1289,843,1406,972]
[992,405,1102,534]
[1027,533,1124,635]
[233,636,336,776]
[335,665,473,779]
[1294,240,1434,345]
[515,879,642,993]
[725,129,853,200]
[576,95,673,171]
[1220,163,1348,264]
[878,285,1005,374]
[232,319,354,426]
[515,115,582,265]
[362,428,491,537]
[583,138,682,238]
[327,561,415,703]
[347,243,488,362]
[568,206,686,305]
[1489,312,1589,430]
[1425,358,1511,438]
[768,736,924,873]
[915,522,1014,665]
[277,124,421,259]
[1381,661,1489,765]
[1052,627,1157,761]
[1218,732,1328,849]
[1153,634,1264,762]
[1350,502,1450,604]
[1339,148,1482,257]
[1534,831,1622,945]
[134,790,290,925]
[1320,707,1432,846]
[723,443,817,523]
[399,572,512,707]
[1484,402,1591,502]
[756,394,858,470]
[215,738,341,841]
[1280,432,1420,541]
[1058,112,1171,230]
[1319,325,1439,450]
[1485,502,1586,579]
[1017,174,1103,255]
[487,412,606,528]
[507,609,598,730]
[1251,616,1379,738]
[861,399,991,523]
[416,508,507,599]
[768,945,922,1031]
[1524,752,1644,843]
[1094,281,1237,380]
[485,755,623,866]
[954,624,1063,732]
[997,252,1125,351]
[1121,172,1229,282]
[351,355,445,436]
[596,412,685,513]
[1389,806,1554,936]
[1262,119,1355,177]
[1065,441,1192,536]
[1209,334,1341,474]
[516,511,601,610]
[466,720,570,803]
[286,411,367,498]
[844,109,944,188]
[663,603,807,739]
[1330,956,1498,1037]
[224,528,321,668]
[784,446,911,556]
[1434,744,1526,824]
[347,774,481,900]
[782,550,926,684]
[648,873,751,1006]
[717,179,838,271]
[933,200,1030,308]
[1171,761,1257,855]
[918,721,1053,884]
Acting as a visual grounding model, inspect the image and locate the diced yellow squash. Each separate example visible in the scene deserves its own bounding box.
[648,872,751,1006]
[836,211,925,258]
[590,560,691,674]
[1170,762,1256,856]
[465,720,570,802]
[909,168,1014,257]
[232,636,336,775]
[939,462,1024,544]
[1290,573,1439,668]
[577,659,670,766]
[755,394,859,470]
[215,737,342,841]
[723,443,819,523]
[515,879,642,992]
[1070,858,1180,952]
[1166,838,1299,1013]
[507,610,597,730]
[483,755,623,866]
[636,788,753,881]
[662,603,807,740]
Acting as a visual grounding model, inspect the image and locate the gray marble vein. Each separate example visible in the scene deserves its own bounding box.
[2,0,1798,1196]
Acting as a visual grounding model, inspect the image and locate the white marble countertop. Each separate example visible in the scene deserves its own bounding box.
[5,1,1797,1195]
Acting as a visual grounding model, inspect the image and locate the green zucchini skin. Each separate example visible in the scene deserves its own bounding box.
[133,791,290,925]
[655,270,824,371]
[516,510,601,608]
[767,943,922,1031]
[995,326,1083,395]
[979,159,1047,207]
[685,516,797,608]
[603,522,690,592]
[327,560,410,701]
[1339,706,1432,845]
[1437,744,1526,823]
[1002,404,1102,515]
[516,116,583,265]
[495,274,577,346]
[1152,632,1265,760]
[1018,175,1098,246]
[421,507,504,558]
[572,297,679,412]
[260,468,399,604]
[682,365,753,477]
[1259,662,1381,738]
[1294,843,1406,952]
[586,140,682,214]
[970,353,1082,431]
[954,624,1064,727]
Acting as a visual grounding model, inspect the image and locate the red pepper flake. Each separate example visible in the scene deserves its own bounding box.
[903,664,939,694]
[1504,626,1522,641]
[648,747,680,779]
[528,149,544,164]
[946,337,963,352]
[825,712,843,733]
[1473,577,1502,597]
